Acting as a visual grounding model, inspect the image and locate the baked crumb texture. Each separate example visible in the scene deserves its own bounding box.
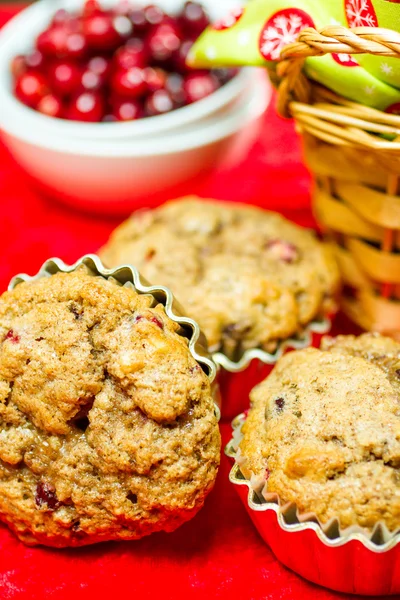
[100,198,340,359]
[240,333,400,533]
[0,267,220,547]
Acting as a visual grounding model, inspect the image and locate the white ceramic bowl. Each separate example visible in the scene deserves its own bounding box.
[0,0,271,213]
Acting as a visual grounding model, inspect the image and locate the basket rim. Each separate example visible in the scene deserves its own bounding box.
[274,25,400,152]
[281,25,400,62]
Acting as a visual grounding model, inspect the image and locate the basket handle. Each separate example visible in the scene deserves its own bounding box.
[276,25,400,117]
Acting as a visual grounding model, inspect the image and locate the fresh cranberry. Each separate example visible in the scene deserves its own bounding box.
[25,50,45,70]
[127,35,149,52]
[144,5,165,26]
[113,15,133,38]
[144,66,167,92]
[214,67,236,85]
[87,56,112,84]
[129,8,149,33]
[83,14,126,50]
[145,89,174,116]
[15,72,49,107]
[80,69,103,91]
[65,32,88,59]
[165,72,185,104]
[48,61,81,96]
[173,39,194,72]
[111,67,147,98]
[63,17,82,34]
[147,22,182,63]
[266,240,299,263]
[36,26,68,57]
[37,26,87,59]
[51,8,70,26]
[83,0,102,18]
[179,2,210,36]
[212,7,244,31]
[113,0,131,16]
[11,55,26,78]
[35,482,60,511]
[37,94,64,118]
[183,71,218,103]
[4,329,20,343]
[102,113,118,122]
[66,91,104,122]
[114,40,147,70]
[112,98,142,121]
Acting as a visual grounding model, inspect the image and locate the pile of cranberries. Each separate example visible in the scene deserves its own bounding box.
[11,0,235,123]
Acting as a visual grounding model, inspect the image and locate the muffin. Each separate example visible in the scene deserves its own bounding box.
[100,197,339,360]
[239,333,400,532]
[0,264,220,547]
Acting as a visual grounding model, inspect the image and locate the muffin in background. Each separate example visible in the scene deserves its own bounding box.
[100,197,340,360]
[0,265,220,547]
[240,333,400,532]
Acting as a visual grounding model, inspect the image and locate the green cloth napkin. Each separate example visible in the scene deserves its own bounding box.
[189,0,400,111]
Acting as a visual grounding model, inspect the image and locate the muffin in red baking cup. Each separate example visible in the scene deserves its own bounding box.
[226,334,400,595]
[99,197,340,420]
[226,414,400,596]
[213,315,332,420]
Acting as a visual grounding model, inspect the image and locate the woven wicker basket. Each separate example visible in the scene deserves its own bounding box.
[275,25,400,336]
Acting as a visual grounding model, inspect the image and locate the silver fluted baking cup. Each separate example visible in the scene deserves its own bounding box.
[226,412,400,548]
[213,316,331,372]
[213,316,332,419]
[9,254,219,419]
[225,413,400,595]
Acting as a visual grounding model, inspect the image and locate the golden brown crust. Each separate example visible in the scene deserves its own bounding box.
[100,197,340,358]
[0,267,220,547]
[240,333,400,532]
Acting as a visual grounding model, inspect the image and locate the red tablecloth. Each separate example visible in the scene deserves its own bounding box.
[0,6,366,599]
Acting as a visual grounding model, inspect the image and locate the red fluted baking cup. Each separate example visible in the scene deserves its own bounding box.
[214,316,331,420]
[226,414,400,596]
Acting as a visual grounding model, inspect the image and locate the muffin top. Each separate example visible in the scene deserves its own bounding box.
[100,198,339,359]
[0,266,220,546]
[240,333,400,533]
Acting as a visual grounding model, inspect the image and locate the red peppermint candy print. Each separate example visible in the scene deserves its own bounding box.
[332,53,359,67]
[212,7,244,31]
[259,8,315,62]
[344,0,378,27]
